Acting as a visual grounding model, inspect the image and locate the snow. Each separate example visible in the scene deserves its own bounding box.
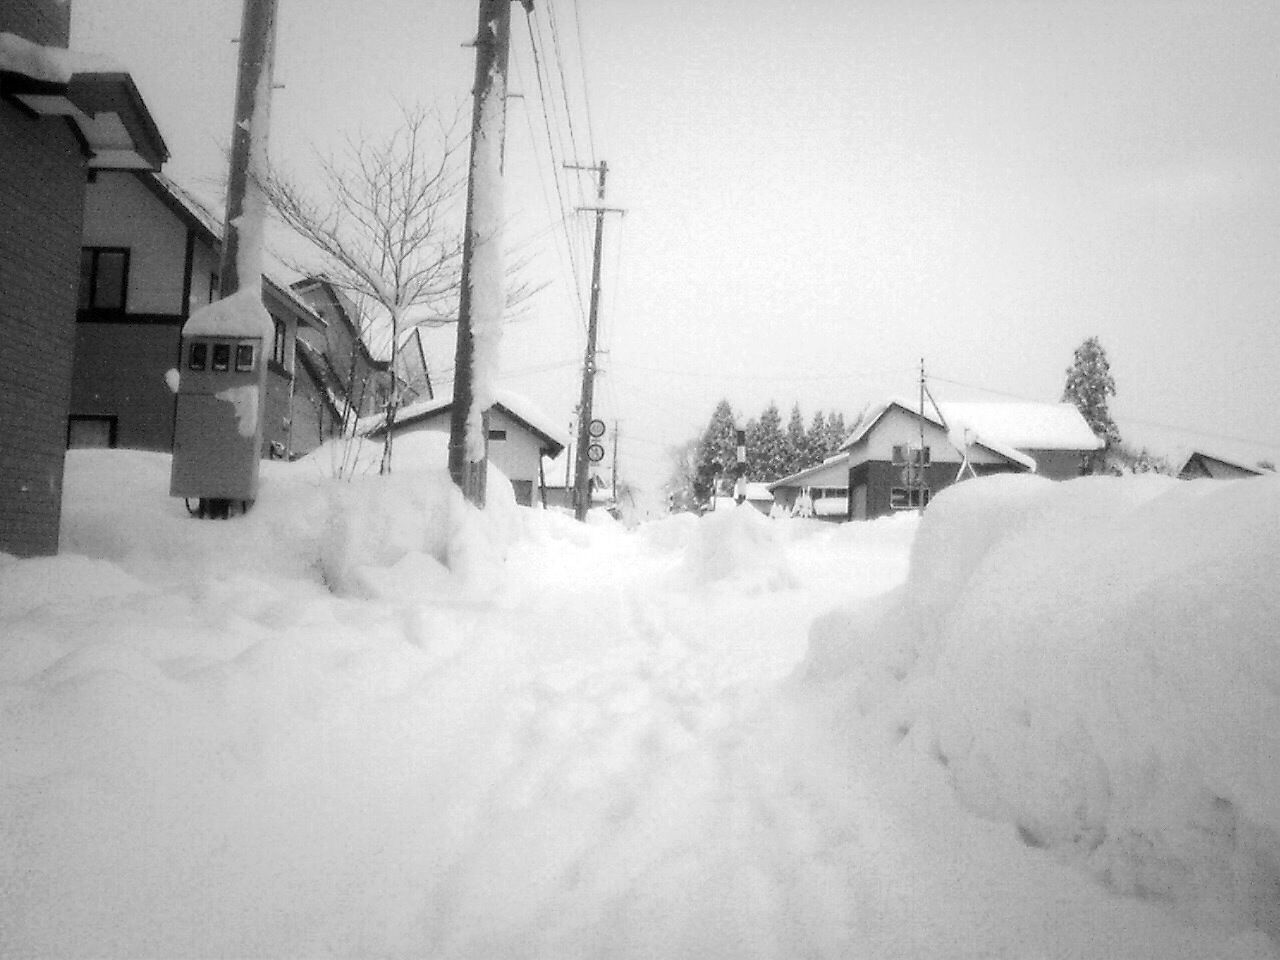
[180,287,273,340]
[842,398,1039,471]
[937,401,1105,452]
[804,471,1280,948]
[1,449,1277,958]
[214,384,260,437]
[0,32,121,85]
[463,50,508,461]
[0,31,74,83]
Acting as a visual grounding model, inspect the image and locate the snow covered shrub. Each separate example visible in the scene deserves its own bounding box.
[802,471,1280,942]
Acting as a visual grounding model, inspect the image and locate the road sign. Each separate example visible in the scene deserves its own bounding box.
[588,418,607,438]
[587,443,606,463]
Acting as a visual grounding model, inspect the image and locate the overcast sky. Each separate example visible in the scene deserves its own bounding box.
[72,0,1280,492]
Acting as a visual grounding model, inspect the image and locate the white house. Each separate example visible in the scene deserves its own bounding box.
[365,390,567,506]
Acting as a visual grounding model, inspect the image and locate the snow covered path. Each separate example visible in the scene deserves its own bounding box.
[2,450,1276,958]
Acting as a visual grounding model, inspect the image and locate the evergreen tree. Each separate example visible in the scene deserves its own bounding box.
[694,399,738,502]
[806,410,828,465]
[784,403,807,475]
[747,402,787,479]
[1062,336,1120,473]
[824,411,848,457]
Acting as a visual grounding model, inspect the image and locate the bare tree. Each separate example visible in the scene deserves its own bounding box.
[263,103,469,473]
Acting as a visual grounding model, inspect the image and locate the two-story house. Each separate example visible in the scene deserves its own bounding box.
[68,170,329,458]
[837,398,1102,521]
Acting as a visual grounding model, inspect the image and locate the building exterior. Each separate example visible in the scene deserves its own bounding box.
[289,276,395,446]
[367,391,566,506]
[837,398,1101,521]
[768,455,850,520]
[1,6,166,555]
[1175,451,1268,481]
[68,170,327,458]
[932,401,1103,481]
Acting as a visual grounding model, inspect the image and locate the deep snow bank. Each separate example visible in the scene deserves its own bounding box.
[802,472,1280,941]
[58,434,520,599]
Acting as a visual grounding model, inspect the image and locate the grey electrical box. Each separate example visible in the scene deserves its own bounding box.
[170,334,267,502]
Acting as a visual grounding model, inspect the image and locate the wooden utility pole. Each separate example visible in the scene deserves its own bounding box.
[220,0,278,296]
[448,0,515,507]
[611,419,619,503]
[567,161,623,521]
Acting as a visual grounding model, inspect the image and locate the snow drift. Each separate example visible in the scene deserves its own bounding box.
[802,472,1280,942]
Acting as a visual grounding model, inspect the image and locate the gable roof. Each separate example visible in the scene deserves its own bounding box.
[769,453,849,491]
[136,172,324,330]
[936,401,1104,452]
[364,389,567,457]
[1175,450,1268,479]
[840,398,1037,471]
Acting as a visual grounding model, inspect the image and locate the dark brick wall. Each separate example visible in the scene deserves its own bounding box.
[0,0,71,45]
[0,101,86,556]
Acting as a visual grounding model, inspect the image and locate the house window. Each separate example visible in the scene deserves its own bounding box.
[189,342,208,370]
[212,343,231,372]
[235,343,256,372]
[209,272,220,302]
[78,248,129,311]
[487,429,507,442]
[67,415,117,449]
[890,487,931,510]
[272,319,286,366]
[892,445,931,466]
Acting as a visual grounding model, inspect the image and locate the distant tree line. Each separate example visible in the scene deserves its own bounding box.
[667,400,851,510]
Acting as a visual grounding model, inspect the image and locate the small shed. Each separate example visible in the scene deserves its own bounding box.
[365,390,566,506]
[1175,451,1268,481]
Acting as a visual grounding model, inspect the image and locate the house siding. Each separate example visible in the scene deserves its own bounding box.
[72,173,312,458]
[1025,448,1084,480]
[388,407,550,505]
[0,100,87,556]
[82,171,189,315]
[0,0,70,44]
[70,322,181,450]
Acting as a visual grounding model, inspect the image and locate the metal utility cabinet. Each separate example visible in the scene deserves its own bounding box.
[170,304,269,508]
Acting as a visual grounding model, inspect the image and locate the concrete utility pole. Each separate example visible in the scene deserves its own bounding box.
[448,0,516,507]
[567,160,624,521]
[220,0,278,296]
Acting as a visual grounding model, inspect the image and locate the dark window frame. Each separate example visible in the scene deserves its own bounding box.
[78,246,131,313]
[890,486,931,510]
[188,342,208,370]
[272,318,287,366]
[66,414,118,449]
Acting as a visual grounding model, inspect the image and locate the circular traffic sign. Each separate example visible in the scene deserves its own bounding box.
[587,443,606,463]
[588,418,607,438]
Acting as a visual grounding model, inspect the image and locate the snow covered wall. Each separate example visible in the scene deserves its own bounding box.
[802,472,1280,943]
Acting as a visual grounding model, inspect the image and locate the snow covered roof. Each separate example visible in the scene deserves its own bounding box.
[841,398,1038,471]
[363,389,568,455]
[936,402,1104,452]
[1,33,167,170]
[769,453,849,491]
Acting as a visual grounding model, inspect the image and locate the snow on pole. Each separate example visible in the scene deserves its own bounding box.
[448,0,512,507]
[464,58,507,461]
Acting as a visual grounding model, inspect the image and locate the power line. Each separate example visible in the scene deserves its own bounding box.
[929,373,1280,452]
[570,0,597,161]
[612,360,918,383]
